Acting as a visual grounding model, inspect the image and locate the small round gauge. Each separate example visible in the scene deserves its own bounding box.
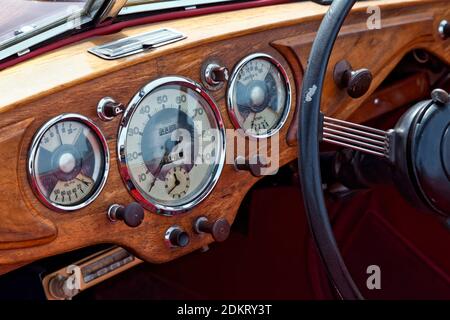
[28,114,109,211]
[165,167,190,199]
[227,53,291,138]
[118,76,226,215]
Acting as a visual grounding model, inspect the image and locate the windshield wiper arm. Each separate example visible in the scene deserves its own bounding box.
[97,0,128,25]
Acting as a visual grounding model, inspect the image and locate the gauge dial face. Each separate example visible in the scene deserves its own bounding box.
[118,77,225,215]
[165,167,190,199]
[28,115,109,211]
[227,54,291,137]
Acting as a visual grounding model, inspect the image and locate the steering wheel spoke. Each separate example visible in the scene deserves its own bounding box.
[322,115,391,158]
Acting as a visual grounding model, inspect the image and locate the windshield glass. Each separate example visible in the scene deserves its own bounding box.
[121,0,236,15]
[0,0,87,45]
[0,0,238,63]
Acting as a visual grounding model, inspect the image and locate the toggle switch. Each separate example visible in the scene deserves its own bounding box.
[204,63,229,86]
[97,97,125,121]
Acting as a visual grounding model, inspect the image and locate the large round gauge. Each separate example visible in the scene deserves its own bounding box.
[118,76,226,215]
[28,114,109,212]
[227,53,291,138]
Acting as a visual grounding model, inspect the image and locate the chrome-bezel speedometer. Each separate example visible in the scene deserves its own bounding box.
[27,114,110,212]
[117,76,226,215]
[227,53,292,139]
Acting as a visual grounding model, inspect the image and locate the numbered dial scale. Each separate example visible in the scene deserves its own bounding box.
[117,77,226,215]
[227,53,291,138]
[28,114,109,211]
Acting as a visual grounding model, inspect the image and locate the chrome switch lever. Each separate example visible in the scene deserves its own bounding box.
[97,97,125,121]
[439,20,450,39]
[204,63,229,86]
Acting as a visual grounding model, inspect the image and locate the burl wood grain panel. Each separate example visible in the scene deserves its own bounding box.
[0,0,449,274]
[0,118,57,249]
[0,35,297,270]
[348,72,430,124]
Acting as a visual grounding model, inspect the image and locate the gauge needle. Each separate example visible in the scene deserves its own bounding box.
[55,124,63,146]
[168,174,181,194]
[76,178,90,186]
[71,126,83,146]
[75,174,93,186]
[250,112,258,129]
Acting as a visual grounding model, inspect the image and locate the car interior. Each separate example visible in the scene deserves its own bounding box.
[0,0,449,300]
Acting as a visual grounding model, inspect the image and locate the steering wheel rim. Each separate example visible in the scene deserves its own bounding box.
[297,0,363,300]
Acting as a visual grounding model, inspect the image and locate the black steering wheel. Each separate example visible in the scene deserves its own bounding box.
[298,0,361,300]
[298,0,450,299]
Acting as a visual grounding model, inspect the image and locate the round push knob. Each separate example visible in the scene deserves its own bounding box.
[195,217,230,242]
[334,59,373,99]
[165,226,190,248]
[108,202,144,228]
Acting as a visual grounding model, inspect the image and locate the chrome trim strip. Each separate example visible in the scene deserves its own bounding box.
[226,53,292,139]
[27,113,110,212]
[117,76,226,215]
[322,116,390,158]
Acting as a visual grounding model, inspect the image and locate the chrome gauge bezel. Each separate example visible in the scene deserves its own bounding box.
[27,113,110,212]
[227,53,292,139]
[117,76,226,216]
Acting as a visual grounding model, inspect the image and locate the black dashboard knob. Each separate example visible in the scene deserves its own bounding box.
[108,202,144,228]
[165,226,190,248]
[334,59,373,99]
[195,217,230,242]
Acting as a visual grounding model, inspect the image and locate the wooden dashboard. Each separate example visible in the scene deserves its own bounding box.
[0,0,449,275]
